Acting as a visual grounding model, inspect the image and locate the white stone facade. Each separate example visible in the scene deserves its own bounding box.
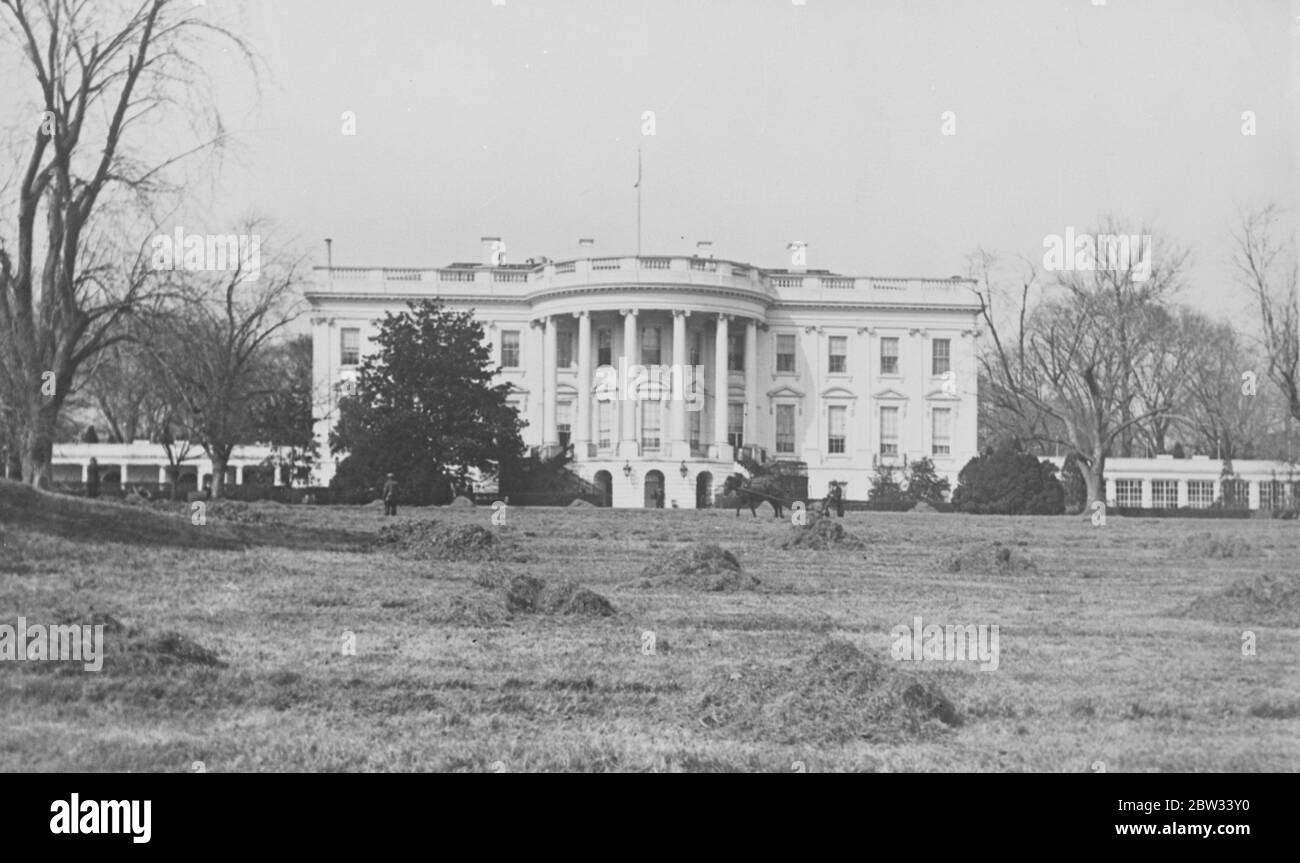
[306,241,982,508]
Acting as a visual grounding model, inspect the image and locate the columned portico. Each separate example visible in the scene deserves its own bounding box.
[712,313,730,460]
[306,242,984,507]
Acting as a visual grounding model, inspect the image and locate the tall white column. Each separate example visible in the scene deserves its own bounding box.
[744,318,757,451]
[671,310,689,456]
[713,313,730,459]
[235,464,244,486]
[575,311,591,458]
[542,315,558,447]
[158,465,167,484]
[619,309,639,456]
[82,462,89,483]
[120,463,130,485]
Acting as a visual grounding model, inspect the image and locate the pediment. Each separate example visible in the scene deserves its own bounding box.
[923,389,962,401]
[873,388,910,401]
[820,386,858,400]
[766,385,806,399]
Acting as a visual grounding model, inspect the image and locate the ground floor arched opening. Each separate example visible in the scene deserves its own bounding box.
[696,471,713,509]
[593,470,612,507]
[644,470,664,508]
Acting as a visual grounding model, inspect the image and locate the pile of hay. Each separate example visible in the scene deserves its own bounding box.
[502,574,616,616]
[779,512,868,550]
[1178,573,1300,626]
[448,495,476,509]
[568,498,595,508]
[633,543,758,591]
[943,541,1037,575]
[698,640,961,744]
[910,500,937,513]
[377,522,533,562]
[445,565,616,621]
[37,611,227,674]
[1183,531,1255,559]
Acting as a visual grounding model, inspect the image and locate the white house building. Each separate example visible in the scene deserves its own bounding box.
[306,238,983,508]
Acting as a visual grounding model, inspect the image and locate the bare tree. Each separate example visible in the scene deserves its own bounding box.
[0,0,253,487]
[1234,204,1299,423]
[971,224,1188,506]
[145,238,302,498]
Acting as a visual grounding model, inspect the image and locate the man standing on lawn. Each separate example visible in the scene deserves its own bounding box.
[382,472,400,516]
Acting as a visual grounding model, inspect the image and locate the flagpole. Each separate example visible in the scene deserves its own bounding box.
[636,146,642,257]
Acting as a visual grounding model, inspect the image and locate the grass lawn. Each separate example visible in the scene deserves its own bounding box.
[1,481,1297,772]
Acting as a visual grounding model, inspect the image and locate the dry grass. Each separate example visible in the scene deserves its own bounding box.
[2,480,1298,772]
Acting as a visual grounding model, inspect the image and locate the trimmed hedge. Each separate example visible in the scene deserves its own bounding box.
[1110,506,1265,520]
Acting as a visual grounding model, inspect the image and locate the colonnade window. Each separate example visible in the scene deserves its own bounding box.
[642,327,661,365]
[597,329,612,366]
[728,403,744,448]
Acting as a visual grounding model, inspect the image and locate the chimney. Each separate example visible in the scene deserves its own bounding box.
[578,238,595,257]
[481,236,503,266]
[696,240,713,258]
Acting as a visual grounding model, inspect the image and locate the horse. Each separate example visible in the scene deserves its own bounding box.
[722,473,786,519]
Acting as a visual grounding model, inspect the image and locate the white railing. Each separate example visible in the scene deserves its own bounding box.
[493,271,528,283]
[591,258,622,270]
[439,270,476,283]
[640,257,671,270]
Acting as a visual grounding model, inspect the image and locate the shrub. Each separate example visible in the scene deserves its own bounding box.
[903,457,950,505]
[951,450,1065,515]
[865,463,908,511]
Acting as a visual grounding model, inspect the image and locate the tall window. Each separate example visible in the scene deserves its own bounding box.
[1151,480,1177,508]
[880,337,899,375]
[728,402,744,448]
[1187,481,1213,508]
[557,401,572,449]
[827,406,846,454]
[1260,480,1286,510]
[501,330,521,368]
[557,330,574,368]
[641,403,662,451]
[341,328,361,366]
[597,329,612,366]
[690,331,703,366]
[641,326,661,365]
[932,338,951,376]
[931,408,952,455]
[597,401,612,449]
[879,406,899,456]
[776,334,796,373]
[775,404,796,453]
[828,336,847,373]
[728,332,743,371]
[1115,479,1141,507]
[689,409,701,452]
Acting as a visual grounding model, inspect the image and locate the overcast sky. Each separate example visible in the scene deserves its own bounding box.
[9,0,1299,327]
